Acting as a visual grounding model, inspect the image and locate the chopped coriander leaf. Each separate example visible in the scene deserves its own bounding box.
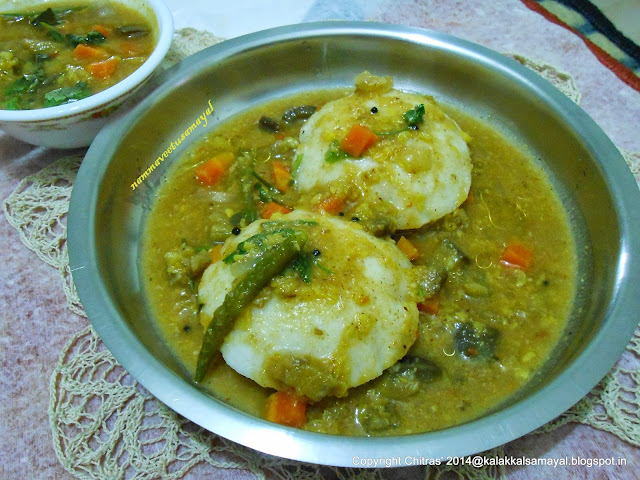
[291,251,334,283]
[5,71,44,95]
[43,81,91,107]
[292,253,313,283]
[4,97,20,110]
[66,34,85,46]
[85,30,106,44]
[404,104,425,126]
[67,31,106,47]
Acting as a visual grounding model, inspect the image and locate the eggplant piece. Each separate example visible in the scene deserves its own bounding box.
[417,238,468,298]
[454,321,499,360]
[258,115,280,132]
[379,356,441,399]
[116,24,149,38]
[281,105,316,123]
[355,391,397,433]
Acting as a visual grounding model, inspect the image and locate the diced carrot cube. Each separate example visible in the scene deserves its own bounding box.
[396,236,420,261]
[91,24,112,37]
[315,196,345,215]
[261,202,293,219]
[88,56,120,79]
[195,152,235,185]
[417,296,440,314]
[210,244,223,263]
[501,243,533,269]
[265,391,307,428]
[73,44,105,60]
[272,161,291,192]
[340,124,378,157]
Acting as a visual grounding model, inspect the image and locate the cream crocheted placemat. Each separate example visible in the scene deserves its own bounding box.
[3,28,639,480]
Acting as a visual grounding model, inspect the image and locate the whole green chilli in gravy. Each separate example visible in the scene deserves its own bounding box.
[142,76,576,436]
[0,2,154,110]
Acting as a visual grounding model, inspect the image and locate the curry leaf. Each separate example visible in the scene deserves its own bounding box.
[31,8,59,26]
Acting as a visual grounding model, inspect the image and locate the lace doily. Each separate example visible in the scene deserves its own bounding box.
[3,28,639,480]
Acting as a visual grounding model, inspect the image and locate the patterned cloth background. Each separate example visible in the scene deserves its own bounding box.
[523,0,640,90]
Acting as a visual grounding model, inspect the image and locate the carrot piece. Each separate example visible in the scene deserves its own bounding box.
[210,244,223,263]
[265,391,307,428]
[195,152,235,185]
[88,56,120,79]
[73,44,104,60]
[417,296,440,315]
[272,161,291,192]
[396,236,420,261]
[501,243,533,269]
[340,124,378,157]
[261,202,292,219]
[91,24,112,37]
[315,196,345,215]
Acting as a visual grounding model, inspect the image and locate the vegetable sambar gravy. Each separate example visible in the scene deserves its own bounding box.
[142,78,576,435]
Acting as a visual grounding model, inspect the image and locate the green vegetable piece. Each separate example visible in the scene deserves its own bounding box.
[251,170,280,195]
[44,81,91,107]
[31,8,59,26]
[195,231,308,382]
[40,22,64,42]
[236,153,259,225]
[2,6,83,20]
[292,153,303,174]
[222,228,296,264]
[35,53,51,63]
[324,139,349,163]
[404,103,425,126]
[454,321,500,360]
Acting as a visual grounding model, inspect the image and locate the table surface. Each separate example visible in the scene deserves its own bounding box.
[1,1,639,479]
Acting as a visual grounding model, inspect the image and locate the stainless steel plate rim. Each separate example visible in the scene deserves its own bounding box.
[68,21,640,467]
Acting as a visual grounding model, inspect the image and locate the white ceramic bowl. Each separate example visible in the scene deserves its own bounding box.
[0,0,173,148]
